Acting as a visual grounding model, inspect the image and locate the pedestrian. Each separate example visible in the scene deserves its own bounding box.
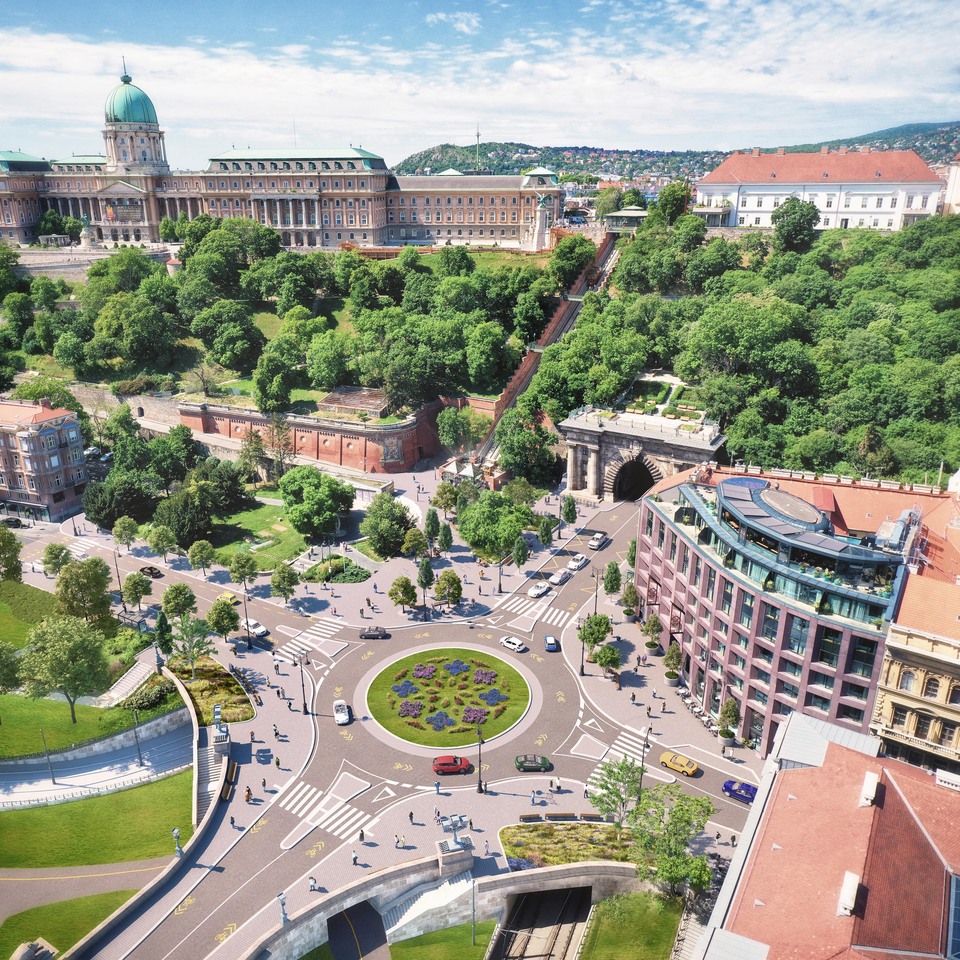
[231,645,237,657]
[230,816,236,828]
[280,687,285,698]
[309,877,317,892]
[530,790,536,805]
[366,596,371,607]
[394,834,400,848]
[245,786,252,803]
[274,663,280,675]
[484,781,489,794]
[360,607,364,618]
[468,818,473,830]
[409,811,414,824]
[630,692,636,704]
[434,805,440,819]
[287,700,292,711]
[275,756,280,769]
[484,840,490,856]
[352,850,358,866]
[373,582,377,593]
[715,831,721,843]
[261,777,267,790]
[250,731,255,743]
[556,778,562,793]
[642,655,647,666]
[276,688,281,699]
[478,584,482,595]
[333,607,337,616]
[646,706,652,718]
[661,700,665,713]
[549,778,554,792]
[400,834,405,848]
[583,786,589,799]
[720,745,726,758]
[273,724,279,739]
[359,828,365,843]
[731,834,737,847]
[652,688,657,699]
[435,780,441,795]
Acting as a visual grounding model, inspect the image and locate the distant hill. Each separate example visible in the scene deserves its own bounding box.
[394,122,960,182]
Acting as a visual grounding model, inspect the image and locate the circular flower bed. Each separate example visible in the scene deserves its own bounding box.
[367,648,531,747]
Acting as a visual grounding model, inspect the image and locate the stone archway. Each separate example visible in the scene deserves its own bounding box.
[604,455,662,501]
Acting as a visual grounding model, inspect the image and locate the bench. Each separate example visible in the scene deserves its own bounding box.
[518,813,542,823]
[545,812,577,821]
[226,761,238,784]
[579,813,604,822]
[220,781,234,802]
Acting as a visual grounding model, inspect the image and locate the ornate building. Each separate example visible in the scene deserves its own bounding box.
[1,73,563,250]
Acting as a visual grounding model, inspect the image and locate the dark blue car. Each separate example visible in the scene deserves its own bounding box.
[722,779,758,804]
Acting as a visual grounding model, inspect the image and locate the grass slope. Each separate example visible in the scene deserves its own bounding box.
[580,893,682,960]
[0,580,57,650]
[390,921,496,960]
[209,500,306,571]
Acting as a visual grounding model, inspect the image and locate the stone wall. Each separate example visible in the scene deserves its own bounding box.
[70,384,183,428]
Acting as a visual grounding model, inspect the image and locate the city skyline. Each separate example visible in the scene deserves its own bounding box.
[3,0,960,169]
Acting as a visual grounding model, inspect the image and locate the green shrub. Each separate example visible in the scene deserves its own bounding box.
[123,678,177,711]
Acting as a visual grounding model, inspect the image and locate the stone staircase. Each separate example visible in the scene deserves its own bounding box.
[379,870,474,938]
[89,660,154,708]
[194,742,220,825]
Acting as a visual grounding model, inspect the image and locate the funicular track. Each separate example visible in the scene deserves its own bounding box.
[490,886,591,960]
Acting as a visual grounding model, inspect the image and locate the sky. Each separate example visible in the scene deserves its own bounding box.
[3,0,959,170]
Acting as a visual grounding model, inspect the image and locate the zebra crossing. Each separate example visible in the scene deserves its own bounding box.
[65,539,89,560]
[587,728,651,788]
[490,594,572,627]
[278,780,370,839]
[275,617,345,663]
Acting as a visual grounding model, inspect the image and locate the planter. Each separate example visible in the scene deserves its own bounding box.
[665,671,679,687]
[622,609,636,623]
[718,730,736,747]
[644,641,663,656]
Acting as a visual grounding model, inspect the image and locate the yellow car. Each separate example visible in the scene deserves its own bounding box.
[217,592,241,606]
[659,751,699,777]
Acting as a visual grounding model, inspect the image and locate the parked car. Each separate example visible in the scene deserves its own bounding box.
[588,531,608,550]
[527,581,550,599]
[544,635,559,652]
[433,755,471,775]
[359,625,389,640]
[241,619,269,637]
[722,779,758,804]
[140,565,163,579]
[548,568,571,586]
[333,699,351,726]
[217,592,241,606]
[499,635,526,653]
[0,516,22,528]
[83,446,100,459]
[99,451,113,464]
[659,751,699,777]
[567,553,589,571]
[515,754,551,772]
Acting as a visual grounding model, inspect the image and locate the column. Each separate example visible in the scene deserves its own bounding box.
[288,199,294,226]
[587,448,600,497]
[567,445,579,491]
[301,199,307,226]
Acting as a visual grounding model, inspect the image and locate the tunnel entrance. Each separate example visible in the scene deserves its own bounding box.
[611,458,658,501]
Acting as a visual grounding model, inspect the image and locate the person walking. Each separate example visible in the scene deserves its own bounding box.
[352,850,358,866]
[484,840,490,856]
[230,816,236,828]
[273,724,279,739]
[661,700,666,713]
[394,834,400,848]
[720,745,726,758]
[435,780,441,795]
[250,731,255,743]
[261,777,267,791]
[652,688,657,699]
[275,756,280,769]
[715,831,722,843]
[309,877,317,892]
[583,785,589,799]
[646,705,652,718]
[359,828,365,844]
[400,834,405,848]
[276,688,281,699]
[468,818,473,830]
[556,778,562,793]
[731,834,737,847]
[630,692,636,704]
[530,790,536,805]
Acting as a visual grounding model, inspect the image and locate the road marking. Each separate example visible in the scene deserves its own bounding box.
[373,785,396,802]
[534,733,549,746]
[215,923,236,942]
[582,718,604,733]
[249,818,268,834]
[588,729,653,787]
[415,631,431,638]
[392,762,413,772]
[306,840,326,857]
[555,690,566,703]
[173,896,195,916]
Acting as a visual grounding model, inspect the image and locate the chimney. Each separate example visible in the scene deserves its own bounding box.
[776,147,785,156]
[39,397,52,409]
[752,148,761,157]
[839,146,847,155]
[820,146,829,155]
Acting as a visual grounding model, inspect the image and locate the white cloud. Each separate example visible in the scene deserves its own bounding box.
[425,12,482,34]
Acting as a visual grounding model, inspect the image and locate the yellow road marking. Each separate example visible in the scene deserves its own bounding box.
[174,896,195,916]
[215,923,237,942]
[344,905,364,958]
[0,864,165,882]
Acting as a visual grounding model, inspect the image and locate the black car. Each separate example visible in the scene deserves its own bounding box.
[0,517,22,528]
[359,625,389,640]
[140,565,163,579]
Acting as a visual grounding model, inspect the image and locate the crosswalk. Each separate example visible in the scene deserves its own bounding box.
[278,780,370,839]
[275,617,345,663]
[587,728,651,788]
[65,539,89,559]
[490,594,572,627]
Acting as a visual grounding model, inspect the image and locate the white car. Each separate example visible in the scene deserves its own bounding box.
[527,581,550,599]
[567,553,589,571]
[549,569,571,586]
[241,619,269,638]
[588,531,608,550]
[499,635,527,653]
[333,699,351,726]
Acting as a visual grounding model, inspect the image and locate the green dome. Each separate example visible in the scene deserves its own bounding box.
[105,73,158,125]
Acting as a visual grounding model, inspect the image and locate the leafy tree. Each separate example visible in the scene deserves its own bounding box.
[589,757,645,838]
[550,234,596,289]
[146,524,177,560]
[603,561,622,596]
[0,641,19,693]
[154,609,174,655]
[424,508,440,544]
[438,523,453,555]
[432,482,457,518]
[237,428,267,483]
[2,292,34,343]
[771,197,821,252]
[594,642,622,678]
[663,641,683,673]
[718,697,741,732]
[627,538,637,567]
[457,491,531,559]
[171,614,215,681]
[435,569,463,606]
[512,535,529,571]
[306,330,351,389]
[579,613,612,655]
[503,478,539,507]
[417,557,435,608]
[0,526,22,582]
[264,415,295,480]
[649,181,691,226]
[187,539,215,577]
[402,527,429,559]
[537,515,554,548]
[359,492,415,558]
[229,551,259,592]
[122,571,153,611]
[112,516,139,553]
[252,335,301,413]
[161,582,197,624]
[562,495,578,527]
[642,611,664,647]
[19,617,109,724]
[271,563,300,603]
[435,245,475,278]
[621,580,640,612]
[41,543,72,578]
[278,466,355,540]
[388,575,417,612]
[207,597,240,641]
[55,558,112,628]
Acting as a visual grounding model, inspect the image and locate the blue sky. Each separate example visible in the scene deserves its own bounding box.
[3,0,959,168]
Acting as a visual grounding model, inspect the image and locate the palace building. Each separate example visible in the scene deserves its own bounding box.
[1,72,563,250]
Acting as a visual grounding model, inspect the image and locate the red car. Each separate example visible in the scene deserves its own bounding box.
[432,755,471,775]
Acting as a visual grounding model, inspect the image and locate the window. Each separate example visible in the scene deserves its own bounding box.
[817,628,842,668]
[923,677,940,699]
[787,616,808,654]
[876,197,883,209]
[780,681,799,699]
[915,715,932,739]
[906,194,914,208]
[780,658,802,677]
[706,567,716,602]
[734,655,746,671]
[740,197,747,208]
[825,198,833,208]
[890,197,897,208]
[838,704,863,723]
[754,689,769,706]
[754,668,771,687]
[950,686,960,706]
[891,705,908,728]
[760,603,779,640]
[754,217,761,226]
[921,195,929,209]
[738,217,745,225]
[810,670,835,690]
[720,579,733,614]
[656,522,664,550]
[899,670,915,692]
[938,722,957,746]
[861,197,868,208]
[843,197,851,208]
[668,533,677,562]
[756,198,763,208]
[738,592,753,628]
[644,510,653,537]
[849,637,877,678]
[807,693,831,712]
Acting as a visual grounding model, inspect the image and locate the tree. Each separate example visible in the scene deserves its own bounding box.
[161,582,197,624]
[271,563,300,603]
[771,197,821,252]
[229,551,259,592]
[171,614,215,681]
[19,617,110,724]
[642,612,664,647]
[562,495,578,527]
[185,539,215,578]
[0,641,19,693]
[663,640,683,673]
[0,525,22,582]
[402,527,429,559]
[122,571,153,611]
[154,609,174,655]
[649,181,691,226]
[432,482,457,518]
[621,580,640,612]
[718,697,741,733]
[388,575,417,612]
[503,478,540,508]
[457,491,531,559]
[153,491,211,548]
[589,757,645,838]
[512,535,529,572]
[550,234,596,289]
[579,613,612,656]
[146,524,177,561]
[424,508,441,545]
[435,569,463,606]
[438,523,453,555]
[417,557,435,609]
[593,643,622,678]
[237,428,267,483]
[55,558,112,628]
[2,292,34,344]
[278,466,355,540]
[207,597,241,641]
[41,543,72,578]
[495,408,557,486]
[306,330,351,389]
[359,492,415,558]
[252,335,301,413]
[112,516,139,553]
[627,538,637,567]
[264,414,294,480]
[538,515,554,549]
[603,561,622,596]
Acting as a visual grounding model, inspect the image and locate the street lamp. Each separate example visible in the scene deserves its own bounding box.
[298,653,308,715]
[637,728,650,800]
[153,639,164,676]
[132,708,144,766]
[39,727,56,784]
[592,566,600,616]
[276,892,288,925]
[113,549,126,613]
[476,722,484,794]
[241,584,253,650]
[172,827,183,859]
[578,617,586,677]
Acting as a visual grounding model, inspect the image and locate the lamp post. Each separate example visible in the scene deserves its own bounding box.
[592,565,600,616]
[39,727,56,784]
[153,639,164,676]
[114,549,126,613]
[132,708,144,766]
[637,727,650,800]
[276,892,288,925]
[172,827,183,859]
[476,722,484,794]
[578,617,585,677]
[497,554,504,594]
[241,585,252,650]
[298,653,308,715]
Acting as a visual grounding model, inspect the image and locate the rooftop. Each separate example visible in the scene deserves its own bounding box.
[0,399,76,427]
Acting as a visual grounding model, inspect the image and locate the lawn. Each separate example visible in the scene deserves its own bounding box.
[500,823,640,869]
[367,648,529,748]
[418,250,550,272]
[209,500,306,571]
[351,538,386,563]
[0,580,57,650]
[390,920,496,960]
[0,890,137,960]
[0,770,194,868]
[580,893,682,960]
[253,305,282,340]
[0,674,184,758]
[170,657,254,725]
[316,297,353,334]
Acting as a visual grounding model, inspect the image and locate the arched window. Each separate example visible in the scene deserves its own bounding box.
[899,671,915,692]
[923,677,940,699]
[950,686,960,706]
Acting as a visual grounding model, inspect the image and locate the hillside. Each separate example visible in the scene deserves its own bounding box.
[394,121,960,182]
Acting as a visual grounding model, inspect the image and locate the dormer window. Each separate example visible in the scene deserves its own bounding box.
[822,172,829,178]
[770,172,777,179]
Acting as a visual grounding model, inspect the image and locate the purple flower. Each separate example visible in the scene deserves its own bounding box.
[444,659,470,676]
[507,857,539,871]
[462,706,489,725]
[473,668,497,685]
[392,679,419,697]
[398,700,424,718]
[413,663,436,679]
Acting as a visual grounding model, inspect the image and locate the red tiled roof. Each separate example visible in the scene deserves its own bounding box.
[699,149,940,185]
[897,576,960,641]
[0,400,75,426]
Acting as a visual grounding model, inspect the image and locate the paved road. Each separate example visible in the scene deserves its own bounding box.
[327,901,390,960]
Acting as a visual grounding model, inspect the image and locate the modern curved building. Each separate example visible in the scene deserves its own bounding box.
[1,72,563,249]
[634,464,956,757]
